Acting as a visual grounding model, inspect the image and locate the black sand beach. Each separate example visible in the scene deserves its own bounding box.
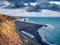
[15,21,49,45]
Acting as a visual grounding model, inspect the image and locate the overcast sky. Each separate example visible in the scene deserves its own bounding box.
[0,0,60,17]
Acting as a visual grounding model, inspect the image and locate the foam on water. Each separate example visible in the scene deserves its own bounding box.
[27,17,60,45]
[45,24,55,30]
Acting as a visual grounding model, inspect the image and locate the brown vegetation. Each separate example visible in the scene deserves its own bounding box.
[0,14,22,45]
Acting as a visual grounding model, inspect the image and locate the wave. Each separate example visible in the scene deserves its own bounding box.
[38,24,57,45]
[45,24,55,30]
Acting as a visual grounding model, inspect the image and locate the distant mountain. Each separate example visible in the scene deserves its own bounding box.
[1,0,37,8]
[27,1,60,12]
[0,0,60,12]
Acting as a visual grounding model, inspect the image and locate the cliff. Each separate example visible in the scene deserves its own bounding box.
[0,14,22,45]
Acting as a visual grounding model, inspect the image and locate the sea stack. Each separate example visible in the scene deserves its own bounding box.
[0,14,22,45]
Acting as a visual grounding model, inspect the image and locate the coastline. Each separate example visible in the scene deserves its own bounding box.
[16,17,58,45]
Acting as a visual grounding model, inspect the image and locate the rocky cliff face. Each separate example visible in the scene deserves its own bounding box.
[0,14,22,45]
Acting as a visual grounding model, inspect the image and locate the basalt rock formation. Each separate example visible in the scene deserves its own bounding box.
[0,14,22,45]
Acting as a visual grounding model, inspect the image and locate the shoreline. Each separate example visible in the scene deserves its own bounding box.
[16,18,57,45]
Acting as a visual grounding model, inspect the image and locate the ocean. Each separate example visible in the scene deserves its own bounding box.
[27,17,60,45]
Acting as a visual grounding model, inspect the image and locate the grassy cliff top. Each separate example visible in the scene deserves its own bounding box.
[0,14,22,45]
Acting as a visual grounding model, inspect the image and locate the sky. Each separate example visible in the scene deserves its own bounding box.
[0,0,60,17]
[0,8,60,17]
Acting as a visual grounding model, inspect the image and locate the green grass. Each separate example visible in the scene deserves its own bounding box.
[17,32,30,45]
[23,39,29,45]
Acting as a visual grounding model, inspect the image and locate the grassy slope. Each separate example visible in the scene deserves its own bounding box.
[0,14,22,45]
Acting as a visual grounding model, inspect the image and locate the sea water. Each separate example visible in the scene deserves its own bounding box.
[27,17,60,45]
